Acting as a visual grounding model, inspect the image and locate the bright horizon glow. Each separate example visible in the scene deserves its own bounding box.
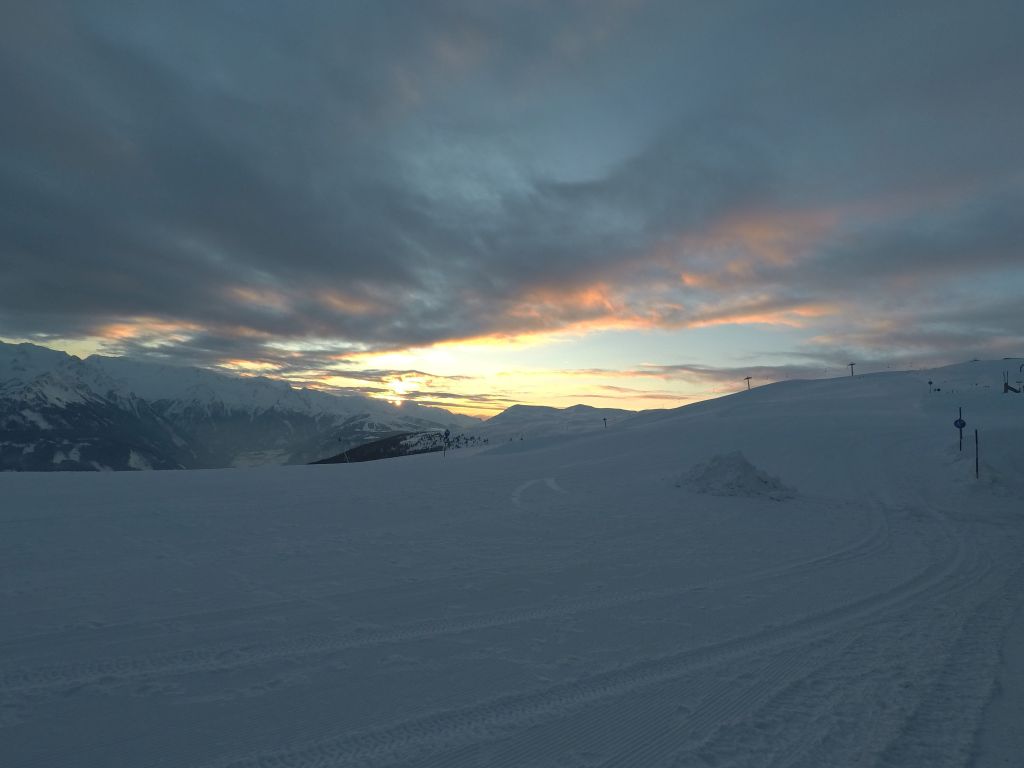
[3,3,1021,419]
[3,311,993,419]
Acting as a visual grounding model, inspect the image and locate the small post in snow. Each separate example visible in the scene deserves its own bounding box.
[954,408,966,451]
[975,429,979,479]
[848,362,855,377]
[744,376,752,390]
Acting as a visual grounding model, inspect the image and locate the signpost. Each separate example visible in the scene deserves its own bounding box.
[1003,371,1021,394]
[744,376,752,390]
[954,408,966,452]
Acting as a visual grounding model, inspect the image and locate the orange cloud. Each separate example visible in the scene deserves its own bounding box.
[502,278,834,339]
[216,324,276,340]
[655,206,842,289]
[316,289,382,316]
[506,283,622,324]
[716,208,838,264]
[217,359,283,373]
[679,272,708,287]
[226,286,291,313]
[94,317,203,342]
[688,301,836,329]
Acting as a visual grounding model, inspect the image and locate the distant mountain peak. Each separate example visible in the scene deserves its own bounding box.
[474,401,635,441]
[0,340,478,471]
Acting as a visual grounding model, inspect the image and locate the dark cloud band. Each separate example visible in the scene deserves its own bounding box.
[2,0,1022,385]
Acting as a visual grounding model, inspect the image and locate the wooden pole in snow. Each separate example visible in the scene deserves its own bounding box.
[975,429,979,479]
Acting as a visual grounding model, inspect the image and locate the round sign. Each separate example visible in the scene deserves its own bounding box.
[954,418,966,429]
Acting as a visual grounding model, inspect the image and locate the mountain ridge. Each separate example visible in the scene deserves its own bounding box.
[0,341,478,471]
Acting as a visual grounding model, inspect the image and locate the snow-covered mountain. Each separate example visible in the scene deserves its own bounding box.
[308,404,637,464]
[471,403,635,442]
[0,341,478,471]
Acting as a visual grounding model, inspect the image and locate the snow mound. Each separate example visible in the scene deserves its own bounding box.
[678,451,795,501]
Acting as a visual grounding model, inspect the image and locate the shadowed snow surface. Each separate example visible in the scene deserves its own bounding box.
[678,451,796,501]
[1,360,1023,767]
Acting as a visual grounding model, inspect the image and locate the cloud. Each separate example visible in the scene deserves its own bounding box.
[562,361,836,388]
[2,0,1022,385]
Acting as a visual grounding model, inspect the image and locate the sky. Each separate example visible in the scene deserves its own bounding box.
[2,1,1023,416]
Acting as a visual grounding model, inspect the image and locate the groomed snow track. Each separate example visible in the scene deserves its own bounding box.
[2,363,1023,767]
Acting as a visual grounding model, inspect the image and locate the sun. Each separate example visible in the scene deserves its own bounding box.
[386,378,411,406]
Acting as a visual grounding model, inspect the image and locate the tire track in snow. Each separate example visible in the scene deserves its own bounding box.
[477,509,952,768]
[0,504,888,697]
[470,634,851,768]
[614,505,999,768]
[611,642,844,768]
[198,506,961,768]
[510,477,564,507]
[873,560,1024,767]
[545,477,566,494]
[412,507,890,767]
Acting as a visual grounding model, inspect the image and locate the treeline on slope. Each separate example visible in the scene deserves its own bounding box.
[311,431,489,464]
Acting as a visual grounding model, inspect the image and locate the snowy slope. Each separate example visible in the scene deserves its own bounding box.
[473,402,634,442]
[312,402,630,464]
[1,360,1023,767]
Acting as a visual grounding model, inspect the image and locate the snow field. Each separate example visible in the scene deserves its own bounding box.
[1,362,1023,766]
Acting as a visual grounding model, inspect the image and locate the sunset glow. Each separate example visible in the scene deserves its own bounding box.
[2,1,1021,418]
